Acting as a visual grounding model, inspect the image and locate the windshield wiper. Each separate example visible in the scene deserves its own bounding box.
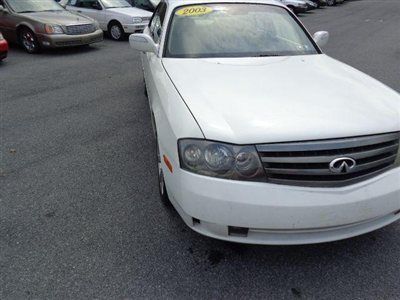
[256,54,282,57]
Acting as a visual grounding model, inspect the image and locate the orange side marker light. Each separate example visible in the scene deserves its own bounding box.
[163,155,173,173]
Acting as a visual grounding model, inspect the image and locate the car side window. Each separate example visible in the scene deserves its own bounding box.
[149,2,166,44]
[75,0,101,9]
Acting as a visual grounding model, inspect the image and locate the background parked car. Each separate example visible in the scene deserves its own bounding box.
[304,0,318,9]
[326,0,343,6]
[277,0,309,14]
[0,31,8,60]
[307,0,327,7]
[66,0,152,41]
[0,0,103,53]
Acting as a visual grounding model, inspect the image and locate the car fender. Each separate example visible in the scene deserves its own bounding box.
[144,55,204,202]
[15,20,38,38]
[106,11,127,27]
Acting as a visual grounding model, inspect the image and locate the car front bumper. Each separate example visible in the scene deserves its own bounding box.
[122,23,149,34]
[37,29,103,48]
[168,166,400,245]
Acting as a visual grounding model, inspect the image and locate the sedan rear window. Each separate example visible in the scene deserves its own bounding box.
[165,4,319,58]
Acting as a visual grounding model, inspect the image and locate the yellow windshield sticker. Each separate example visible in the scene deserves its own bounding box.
[176,6,213,17]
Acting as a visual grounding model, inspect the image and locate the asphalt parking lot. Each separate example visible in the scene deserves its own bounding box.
[1,0,399,298]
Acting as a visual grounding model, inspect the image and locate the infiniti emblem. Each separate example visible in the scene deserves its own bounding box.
[329,157,356,174]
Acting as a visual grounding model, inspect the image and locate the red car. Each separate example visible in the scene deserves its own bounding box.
[0,32,8,61]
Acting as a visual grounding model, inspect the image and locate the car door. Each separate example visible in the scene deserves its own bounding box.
[142,2,167,108]
[67,0,105,23]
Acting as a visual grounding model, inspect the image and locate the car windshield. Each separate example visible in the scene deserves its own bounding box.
[102,0,131,8]
[166,4,319,58]
[128,0,154,11]
[6,0,64,13]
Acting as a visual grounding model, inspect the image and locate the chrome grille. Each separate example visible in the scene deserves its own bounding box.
[65,24,96,35]
[142,17,151,23]
[256,132,400,187]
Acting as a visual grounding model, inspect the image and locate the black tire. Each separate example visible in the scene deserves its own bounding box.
[108,21,124,41]
[19,27,41,54]
[143,78,148,97]
[156,136,171,206]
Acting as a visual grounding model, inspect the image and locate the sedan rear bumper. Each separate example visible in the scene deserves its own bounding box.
[37,29,103,48]
[0,40,8,60]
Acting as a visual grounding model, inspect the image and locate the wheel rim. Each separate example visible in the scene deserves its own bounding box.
[110,25,121,40]
[22,31,36,52]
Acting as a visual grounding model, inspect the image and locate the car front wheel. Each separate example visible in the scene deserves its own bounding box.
[108,22,124,41]
[19,28,41,54]
[156,137,171,206]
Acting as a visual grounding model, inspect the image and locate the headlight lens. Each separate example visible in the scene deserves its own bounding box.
[132,17,142,23]
[204,144,234,173]
[178,139,266,181]
[44,24,64,34]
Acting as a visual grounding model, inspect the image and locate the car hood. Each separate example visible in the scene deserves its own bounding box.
[107,7,153,17]
[24,10,93,25]
[163,54,400,144]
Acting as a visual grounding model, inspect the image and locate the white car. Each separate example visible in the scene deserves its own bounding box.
[130,0,400,245]
[66,0,152,40]
[277,0,308,13]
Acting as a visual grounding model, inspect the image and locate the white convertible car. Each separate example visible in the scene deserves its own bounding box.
[66,0,152,40]
[130,0,400,244]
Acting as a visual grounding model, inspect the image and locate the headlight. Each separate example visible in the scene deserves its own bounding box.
[44,24,64,34]
[178,139,266,181]
[0,32,4,40]
[132,17,142,24]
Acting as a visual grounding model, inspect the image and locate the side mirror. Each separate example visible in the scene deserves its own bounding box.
[129,33,158,54]
[313,31,329,47]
